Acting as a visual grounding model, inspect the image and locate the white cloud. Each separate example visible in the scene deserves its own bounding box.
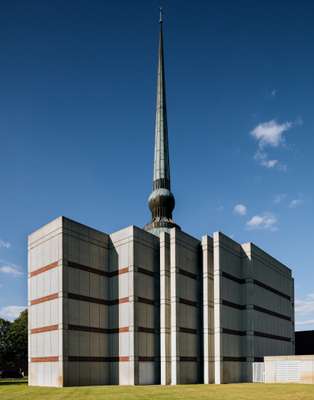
[254,150,286,171]
[250,120,295,170]
[274,193,287,204]
[289,199,303,209]
[251,120,292,149]
[262,159,278,168]
[0,240,11,249]
[0,305,26,321]
[246,213,278,231]
[295,293,314,328]
[0,263,23,277]
[233,204,247,216]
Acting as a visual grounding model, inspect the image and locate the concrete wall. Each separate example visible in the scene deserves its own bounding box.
[62,218,111,386]
[213,232,294,384]
[170,229,202,384]
[213,232,246,384]
[133,227,160,384]
[28,217,294,386]
[28,217,63,386]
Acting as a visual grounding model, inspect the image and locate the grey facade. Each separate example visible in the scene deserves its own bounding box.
[28,13,295,386]
[28,218,294,386]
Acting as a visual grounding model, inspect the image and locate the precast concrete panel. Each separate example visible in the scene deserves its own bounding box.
[170,229,202,384]
[28,217,64,387]
[160,232,171,385]
[213,232,245,383]
[202,235,214,384]
[133,227,160,385]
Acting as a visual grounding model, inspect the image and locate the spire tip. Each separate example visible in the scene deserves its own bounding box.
[159,7,163,23]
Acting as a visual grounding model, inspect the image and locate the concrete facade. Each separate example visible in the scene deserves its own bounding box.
[28,217,294,386]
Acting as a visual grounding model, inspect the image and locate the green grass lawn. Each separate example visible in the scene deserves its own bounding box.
[1,381,314,400]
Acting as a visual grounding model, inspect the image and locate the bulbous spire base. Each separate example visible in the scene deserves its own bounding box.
[144,188,181,235]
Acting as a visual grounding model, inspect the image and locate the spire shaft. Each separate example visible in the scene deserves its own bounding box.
[145,11,180,235]
[153,16,170,190]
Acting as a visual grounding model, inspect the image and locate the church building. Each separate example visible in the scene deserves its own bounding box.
[28,14,295,387]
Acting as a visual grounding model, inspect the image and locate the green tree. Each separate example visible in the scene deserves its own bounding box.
[0,309,28,375]
[0,318,11,370]
[7,310,28,374]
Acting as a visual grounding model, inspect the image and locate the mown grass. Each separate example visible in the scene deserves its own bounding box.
[1,381,314,400]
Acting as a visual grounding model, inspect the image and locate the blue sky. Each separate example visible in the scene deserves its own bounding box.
[0,0,313,329]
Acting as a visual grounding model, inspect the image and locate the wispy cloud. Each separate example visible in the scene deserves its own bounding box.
[246,213,278,231]
[250,119,295,170]
[233,204,247,216]
[254,150,281,169]
[274,193,287,204]
[289,198,304,209]
[296,319,314,326]
[0,305,26,321]
[271,89,277,97]
[0,262,23,277]
[295,293,314,328]
[0,240,11,249]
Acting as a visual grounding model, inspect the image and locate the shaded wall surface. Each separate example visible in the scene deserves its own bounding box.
[28,217,294,386]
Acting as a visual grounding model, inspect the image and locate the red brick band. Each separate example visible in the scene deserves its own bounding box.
[110,267,129,276]
[30,261,59,277]
[31,324,58,334]
[31,293,59,305]
[31,356,59,363]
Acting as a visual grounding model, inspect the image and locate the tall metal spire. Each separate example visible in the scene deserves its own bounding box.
[153,7,170,191]
[145,10,180,235]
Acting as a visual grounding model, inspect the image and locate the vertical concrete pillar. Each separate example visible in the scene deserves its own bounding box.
[242,244,255,382]
[129,269,136,384]
[291,279,295,354]
[128,236,137,385]
[170,229,179,384]
[202,235,214,383]
[213,232,222,384]
[160,232,171,385]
